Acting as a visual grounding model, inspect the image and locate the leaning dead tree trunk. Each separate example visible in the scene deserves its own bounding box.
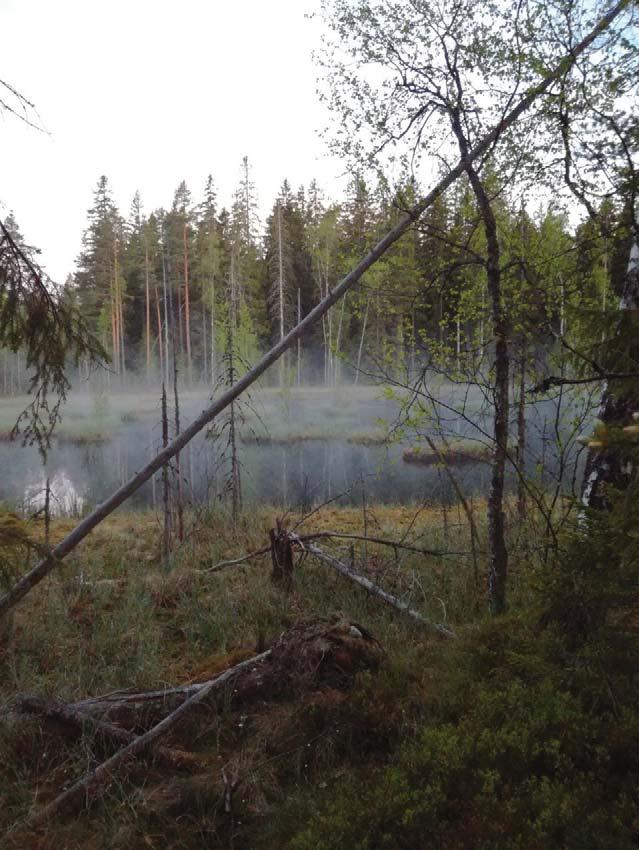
[302,540,455,639]
[0,3,628,620]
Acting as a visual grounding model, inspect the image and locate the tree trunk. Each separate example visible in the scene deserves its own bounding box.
[161,383,171,564]
[210,276,217,385]
[517,346,527,520]
[183,222,192,385]
[145,241,151,384]
[355,299,370,384]
[582,241,639,509]
[464,160,509,614]
[155,286,163,385]
[297,287,301,386]
[304,540,454,638]
[277,202,286,387]
[201,305,208,385]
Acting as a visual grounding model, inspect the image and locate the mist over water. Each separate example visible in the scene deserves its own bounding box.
[0,383,586,517]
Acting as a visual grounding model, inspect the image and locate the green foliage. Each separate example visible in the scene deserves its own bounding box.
[253,484,639,850]
[0,216,105,456]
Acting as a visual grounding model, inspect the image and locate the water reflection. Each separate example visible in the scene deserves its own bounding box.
[0,389,586,517]
[23,470,86,516]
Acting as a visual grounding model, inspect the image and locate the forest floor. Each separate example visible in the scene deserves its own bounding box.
[0,501,480,848]
[1,498,637,849]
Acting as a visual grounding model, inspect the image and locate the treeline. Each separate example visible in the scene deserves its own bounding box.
[1,159,634,393]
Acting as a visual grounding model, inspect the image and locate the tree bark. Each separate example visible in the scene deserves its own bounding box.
[468,168,509,614]
[145,241,151,384]
[161,383,171,564]
[13,694,202,772]
[582,241,639,509]
[183,222,192,385]
[449,102,509,612]
[303,540,454,638]
[517,345,527,520]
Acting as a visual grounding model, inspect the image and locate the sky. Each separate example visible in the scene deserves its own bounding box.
[0,0,342,283]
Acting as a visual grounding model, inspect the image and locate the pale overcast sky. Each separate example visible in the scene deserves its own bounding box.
[0,0,343,283]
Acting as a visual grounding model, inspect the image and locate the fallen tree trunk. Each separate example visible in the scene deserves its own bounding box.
[12,694,202,772]
[0,0,629,620]
[69,650,273,722]
[18,651,271,831]
[302,540,455,639]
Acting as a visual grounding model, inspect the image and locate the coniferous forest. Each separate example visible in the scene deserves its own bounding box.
[2,166,633,393]
[1,0,639,847]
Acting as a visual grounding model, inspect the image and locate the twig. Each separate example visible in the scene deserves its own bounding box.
[205,545,271,573]
[529,372,639,394]
[290,487,353,532]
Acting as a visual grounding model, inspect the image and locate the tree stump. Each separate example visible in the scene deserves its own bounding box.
[270,520,294,590]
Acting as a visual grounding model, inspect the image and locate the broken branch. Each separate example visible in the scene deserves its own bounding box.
[205,546,271,573]
[302,540,455,639]
[298,530,466,557]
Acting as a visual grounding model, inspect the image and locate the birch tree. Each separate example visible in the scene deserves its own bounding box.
[318,0,638,611]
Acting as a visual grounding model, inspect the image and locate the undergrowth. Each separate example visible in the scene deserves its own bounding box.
[1,490,638,848]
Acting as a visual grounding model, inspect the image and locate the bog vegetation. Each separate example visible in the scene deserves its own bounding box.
[1,0,639,846]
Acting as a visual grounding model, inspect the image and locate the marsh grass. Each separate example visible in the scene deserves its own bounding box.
[403,438,492,466]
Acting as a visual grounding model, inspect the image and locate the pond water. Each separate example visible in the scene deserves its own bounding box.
[0,385,586,516]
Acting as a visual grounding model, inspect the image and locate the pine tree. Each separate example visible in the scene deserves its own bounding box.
[195,175,223,383]
[75,176,125,381]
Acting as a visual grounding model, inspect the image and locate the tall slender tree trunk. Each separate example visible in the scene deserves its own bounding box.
[277,202,286,387]
[210,280,217,385]
[162,247,170,388]
[334,296,346,386]
[145,241,151,384]
[517,345,527,520]
[110,294,118,377]
[161,383,171,565]
[228,251,241,527]
[202,306,208,385]
[155,286,164,385]
[297,287,301,386]
[114,241,126,383]
[173,349,185,543]
[169,258,185,544]
[473,175,509,613]
[449,105,509,613]
[183,223,192,385]
[465,168,509,612]
[355,299,370,384]
[582,241,639,509]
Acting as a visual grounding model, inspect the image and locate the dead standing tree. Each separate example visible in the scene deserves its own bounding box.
[0,0,631,620]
